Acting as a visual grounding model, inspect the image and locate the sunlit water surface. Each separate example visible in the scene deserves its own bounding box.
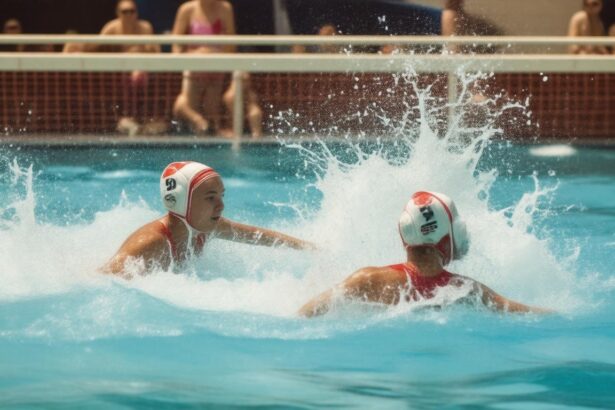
[0,139,614,409]
[1,69,615,407]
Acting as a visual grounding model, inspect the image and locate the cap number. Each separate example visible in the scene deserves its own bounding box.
[165,178,176,191]
[420,206,434,221]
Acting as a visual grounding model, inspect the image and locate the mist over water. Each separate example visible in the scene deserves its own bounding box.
[0,71,605,344]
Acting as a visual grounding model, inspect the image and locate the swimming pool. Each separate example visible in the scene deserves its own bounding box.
[1,132,614,408]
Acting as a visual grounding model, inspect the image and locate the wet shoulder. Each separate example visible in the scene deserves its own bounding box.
[101,19,121,35]
[358,265,407,283]
[120,220,168,253]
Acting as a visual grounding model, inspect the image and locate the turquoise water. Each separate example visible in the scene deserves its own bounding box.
[1,140,614,408]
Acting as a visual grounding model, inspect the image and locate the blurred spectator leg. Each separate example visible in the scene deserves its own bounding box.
[223,73,263,139]
[202,75,225,137]
[246,89,263,139]
[173,72,209,135]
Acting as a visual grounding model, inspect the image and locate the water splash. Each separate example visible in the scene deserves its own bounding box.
[0,163,157,302]
[0,69,599,343]
[276,69,583,315]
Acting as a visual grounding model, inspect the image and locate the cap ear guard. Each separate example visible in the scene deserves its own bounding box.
[398,204,421,248]
[452,218,469,260]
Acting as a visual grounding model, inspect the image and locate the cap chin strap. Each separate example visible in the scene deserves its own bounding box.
[168,211,206,234]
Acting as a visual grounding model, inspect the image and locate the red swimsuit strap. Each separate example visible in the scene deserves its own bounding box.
[387,263,452,296]
[195,234,206,253]
[157,220,178,261]
[157,220,206,263]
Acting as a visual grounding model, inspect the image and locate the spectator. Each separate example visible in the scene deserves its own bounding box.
[62,29,83,53]
[92,0,162,136]
[94,0,160,87]
[292,23,340,54]
[172,0,236,136]
[95,0,159,53]
[441,0,468,53]
[222,72,263,138]
[568,0,609,54]
[380,44,400,54]
[2,19,25,52]
[441,0,501,54]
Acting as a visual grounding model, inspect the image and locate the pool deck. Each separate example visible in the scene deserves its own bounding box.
[1,134,614,148]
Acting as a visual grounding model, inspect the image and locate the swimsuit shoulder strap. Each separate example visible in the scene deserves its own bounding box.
[157,219,178,261]
[387,263,408,272]
[195,233,206,253]
[386,263,416,282]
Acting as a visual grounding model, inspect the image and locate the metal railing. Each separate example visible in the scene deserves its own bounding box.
[1,35,614,142]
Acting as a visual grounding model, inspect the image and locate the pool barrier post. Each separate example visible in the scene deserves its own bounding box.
[447,70,458,129]
[232,70,244,150]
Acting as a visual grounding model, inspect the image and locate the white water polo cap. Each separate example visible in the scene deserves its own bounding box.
[160,161,220,229]
[398,191,469,265]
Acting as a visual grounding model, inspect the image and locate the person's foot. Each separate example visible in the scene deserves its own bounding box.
[142,119,169,136]
[117,117,140,137]
[192,117,210,136]
[218,127,235,139]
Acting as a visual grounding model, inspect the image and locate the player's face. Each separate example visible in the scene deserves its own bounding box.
[188,176,225,232]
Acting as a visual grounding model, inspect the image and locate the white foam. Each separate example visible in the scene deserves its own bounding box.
[0,71,594,337]
[529,145,577,157]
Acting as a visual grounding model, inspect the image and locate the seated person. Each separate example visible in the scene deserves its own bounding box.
[90,0,161,135]
[568,0,609,54]
[292,23,340,54]
[93,0,159,53]
[62,29,84,53]
[441,0,501,54]
[299,191,553,317]
[103,161,313,277]
[1,19,25,52]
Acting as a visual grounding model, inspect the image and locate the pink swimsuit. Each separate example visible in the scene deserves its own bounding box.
[189,19,223,35]
[188,19,223,52]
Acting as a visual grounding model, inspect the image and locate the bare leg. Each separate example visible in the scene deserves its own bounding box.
[246,92,263,139]
[220,80,236,138]
[203,81,225,138]
[173,72,209,135]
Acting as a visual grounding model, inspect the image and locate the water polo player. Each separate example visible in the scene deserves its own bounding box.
[299,191,552,317]
[103,161,314,276]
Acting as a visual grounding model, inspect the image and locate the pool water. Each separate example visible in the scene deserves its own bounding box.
[1,136,614,408]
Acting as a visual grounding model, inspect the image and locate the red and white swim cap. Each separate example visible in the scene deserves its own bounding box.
[160,161,220,229]
[398,191,469,265]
